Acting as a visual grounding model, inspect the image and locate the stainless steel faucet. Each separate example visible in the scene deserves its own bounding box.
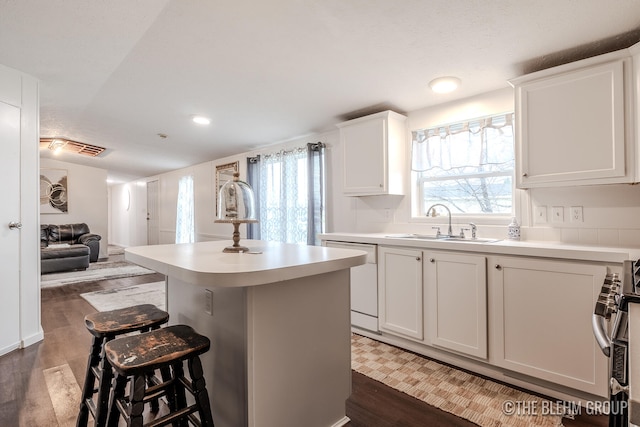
[426,203,453,237]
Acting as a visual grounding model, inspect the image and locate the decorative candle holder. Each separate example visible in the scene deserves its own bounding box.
[215,172,258,253]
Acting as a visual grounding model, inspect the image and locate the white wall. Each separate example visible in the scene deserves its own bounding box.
[111,87,640,250]
[40,158,108,259]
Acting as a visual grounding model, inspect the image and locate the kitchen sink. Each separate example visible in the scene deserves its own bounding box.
[385,233,441,240]
[384,234,501,243]
[441,236,501,243]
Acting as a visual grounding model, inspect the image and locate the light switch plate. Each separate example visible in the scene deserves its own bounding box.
[533,206,547,224]
[551,206,564,223]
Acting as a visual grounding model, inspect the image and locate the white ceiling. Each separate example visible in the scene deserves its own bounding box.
[2,1,639,183]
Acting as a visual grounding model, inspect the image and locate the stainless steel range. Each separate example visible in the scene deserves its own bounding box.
[593,259,640,426]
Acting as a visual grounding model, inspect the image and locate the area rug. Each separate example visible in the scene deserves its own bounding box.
[41,245,156,288]
[80,281,166,311]
[352,334,565,427]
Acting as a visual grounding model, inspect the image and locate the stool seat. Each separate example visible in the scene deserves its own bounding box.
[105,324,210,376]
[84,304,169,338]
[104,324,215,427]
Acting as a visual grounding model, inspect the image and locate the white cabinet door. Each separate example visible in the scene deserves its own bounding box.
[426,251,487,359]
[378,246,424,341]
[338,111,406,196]
[490,256,609,397]
[512,56,632,188]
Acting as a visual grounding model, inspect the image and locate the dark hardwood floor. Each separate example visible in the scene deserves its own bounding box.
[0,273,609,426]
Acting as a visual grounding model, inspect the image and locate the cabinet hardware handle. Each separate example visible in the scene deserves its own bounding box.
[495,264,502,270]
[522,173,528,177]
[429,258,435,263]
[416,257,421,261]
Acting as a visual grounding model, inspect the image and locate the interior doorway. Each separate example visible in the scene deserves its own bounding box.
[147,180,159,245]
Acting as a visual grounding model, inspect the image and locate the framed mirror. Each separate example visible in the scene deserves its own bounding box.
[215,161,239,216]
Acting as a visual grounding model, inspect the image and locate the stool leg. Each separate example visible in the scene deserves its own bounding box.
[172,362,189,427]
[94,340,115,427]
[147,370,159,413]
[76,336,102,427]
[188,355,215,427]
[160,366,176,412]
[129,374,147,427]
[106,374,128,427]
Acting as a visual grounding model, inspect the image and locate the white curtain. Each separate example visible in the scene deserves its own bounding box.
[175,175,195,243]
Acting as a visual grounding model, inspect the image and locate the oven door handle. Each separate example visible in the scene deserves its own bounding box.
[592,314,611,357]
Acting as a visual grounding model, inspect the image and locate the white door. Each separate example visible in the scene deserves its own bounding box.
[147,180,159,245]
[0,100,21,354]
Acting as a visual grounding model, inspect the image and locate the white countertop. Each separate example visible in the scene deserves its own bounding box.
[319,232,640,263]
[125,240,367,287]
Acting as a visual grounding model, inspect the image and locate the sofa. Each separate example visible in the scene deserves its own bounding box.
[41,223,102,274]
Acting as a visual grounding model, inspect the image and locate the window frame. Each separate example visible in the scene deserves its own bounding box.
[410,112,516,225]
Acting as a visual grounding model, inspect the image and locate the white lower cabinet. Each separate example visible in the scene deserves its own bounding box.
[378,246,424,341]
[489,256,609,397]
[425,251,487,359]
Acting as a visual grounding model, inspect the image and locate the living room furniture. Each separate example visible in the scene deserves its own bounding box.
[40,223,102,274]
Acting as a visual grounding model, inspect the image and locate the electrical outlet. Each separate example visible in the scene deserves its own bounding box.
[204,289,213,316]
[551,206,564,223]
[533,206,547,224]
[570,206,583,223]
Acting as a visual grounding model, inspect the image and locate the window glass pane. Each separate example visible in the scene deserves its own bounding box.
[420,174,513,214]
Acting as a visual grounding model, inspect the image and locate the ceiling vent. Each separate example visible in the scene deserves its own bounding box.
[39,138,106,157]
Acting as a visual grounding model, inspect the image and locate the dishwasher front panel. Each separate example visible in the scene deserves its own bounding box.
[325,241,378,332]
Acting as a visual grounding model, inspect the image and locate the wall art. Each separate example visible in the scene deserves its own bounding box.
[40,168,68,213]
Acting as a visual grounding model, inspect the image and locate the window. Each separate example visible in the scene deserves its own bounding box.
[246,142,325,245]
[411,113,514,217]
[175,175,195,243]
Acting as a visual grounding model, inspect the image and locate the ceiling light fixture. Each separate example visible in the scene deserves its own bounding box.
[48,138,66,154]
[429,76,461,94]
[192,115,211,125]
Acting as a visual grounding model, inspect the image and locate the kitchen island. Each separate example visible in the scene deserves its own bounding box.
[125,240,367,427]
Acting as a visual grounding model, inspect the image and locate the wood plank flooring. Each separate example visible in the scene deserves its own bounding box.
[1,273,610,426]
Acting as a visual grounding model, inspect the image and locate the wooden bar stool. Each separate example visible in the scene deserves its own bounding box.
[77,304,170,427]
[104,324,215,427]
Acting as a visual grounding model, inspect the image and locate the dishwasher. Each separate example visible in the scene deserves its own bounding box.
[324,241,378,332]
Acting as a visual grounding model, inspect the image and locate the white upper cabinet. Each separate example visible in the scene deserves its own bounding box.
[510,49,635,188]
[337,110,407,196]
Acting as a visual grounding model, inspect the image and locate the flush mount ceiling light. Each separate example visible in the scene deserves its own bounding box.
[429,76,461,94]
[192,115,211,125]
[40,138,106,157]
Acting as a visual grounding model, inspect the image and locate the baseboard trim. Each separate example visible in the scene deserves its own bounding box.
[331,416,350,427]
[22,329,44,348]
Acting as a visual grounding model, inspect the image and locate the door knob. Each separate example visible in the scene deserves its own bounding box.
[8,221,22,230]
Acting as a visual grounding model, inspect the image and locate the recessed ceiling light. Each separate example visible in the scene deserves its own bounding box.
[192,115,211,125]
[429,76,461,94]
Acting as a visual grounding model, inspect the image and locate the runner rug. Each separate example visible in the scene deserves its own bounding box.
[80,281,166,311]
[351,334,564,427]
